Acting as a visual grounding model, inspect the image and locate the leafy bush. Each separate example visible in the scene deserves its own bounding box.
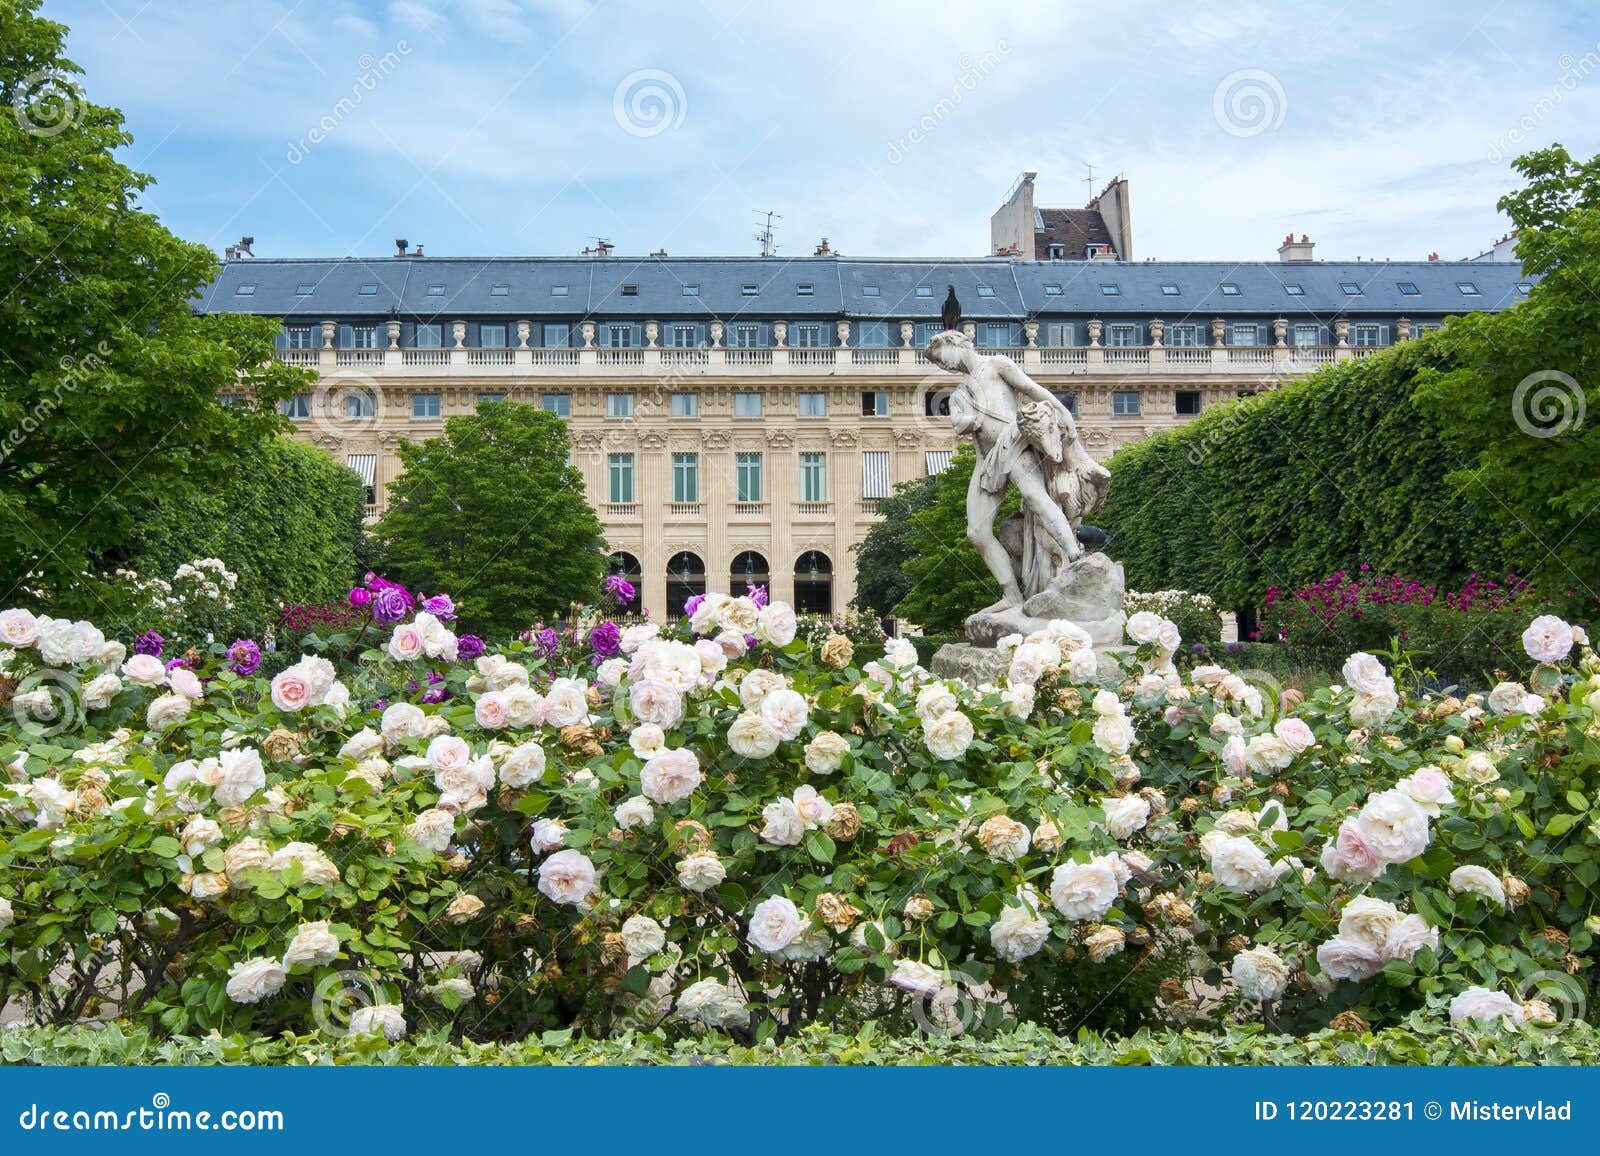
[7,1015,1598,1066]
[1126,591,1222,661]
[910,634,966,667]
[2,594,1597,1050]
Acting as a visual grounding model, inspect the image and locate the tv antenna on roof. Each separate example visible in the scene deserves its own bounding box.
[754,210,782,257]
[1083,161,1097,199]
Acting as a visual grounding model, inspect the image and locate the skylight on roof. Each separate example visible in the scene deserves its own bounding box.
[235,284,256,296]
[1397,281,1420,295]
[621,284,638,296]
[862,285,880,297]
[1456,281,1480,295]
[1220,283,1241,296]
[916,285,933,297]
[490,283,509,296]
[1340,282,1362,295]
[682,284,699,295]
[977,285,995,298]
[1099,284,1120,296]
[295,283,315,295]
[1044,284,1063,296]
[1516,282,1532,295]
[796,283,814,296]
[1160,284,1180,296]
[742,284,758,296]
[551,285,570,296]
[426,284,445,296]
[359,283,378,295]
[1284,284,1305,295]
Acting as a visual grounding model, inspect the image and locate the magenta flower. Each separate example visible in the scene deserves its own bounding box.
[226,639,261,676]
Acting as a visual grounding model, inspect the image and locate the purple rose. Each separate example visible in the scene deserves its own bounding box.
[535,627,560,658]
[603,574,636,605]
[227,639,261,676]
[421,593,456,621]
[589,621,621,659]
[457,634,486,661]
[370,585,410,625]
[134,631,164,658]
[748,584,769,609]
[421,687,450,704]
[348,586,372,608]
[683,593,705,618]
[164,657,188,672]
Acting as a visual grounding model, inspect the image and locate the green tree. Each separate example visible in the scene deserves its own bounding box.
[895,448,1013,632]
[376,402,605,639]
[1413,144,1600,614]
[117,437,367,640]
[0,0,300,613]
[850,473,938,616]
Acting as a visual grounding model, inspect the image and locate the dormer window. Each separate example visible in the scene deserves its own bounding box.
[862,284,880,297]
[1099,284,1120,296]
[796,283,814,296]
[682,284,699,295]
[741,284,759,296]
[1160,284,1180,296]
[1284,284,1305,296]
[295,283,315,295]
[1044,284,1062,296]
[1516,282,1532,295]
[916,285,933,297]
[1397,281,1420,296]
[1047,243,1066,259]
[427,283,445,296]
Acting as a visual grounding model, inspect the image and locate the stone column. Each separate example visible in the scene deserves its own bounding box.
[1148,318,1164,348]
[1272,318,1288,347]
[385,319,401,349]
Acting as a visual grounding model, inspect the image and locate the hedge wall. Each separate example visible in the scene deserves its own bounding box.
[117,436,367,637]
[1096,336,1509,610]
[6,1017,1595,1066]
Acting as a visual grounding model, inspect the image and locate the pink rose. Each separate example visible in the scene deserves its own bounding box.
[168,667,204,700]
[474,692,509,730]
[426,735,471,773]
[121,653,166,687]
[1320,818,1383,884]
[1274,717,1314,754]
[388,625,425,662]
[271,669,312,712]
[1221,734,1247,777]
[640,747,702,805]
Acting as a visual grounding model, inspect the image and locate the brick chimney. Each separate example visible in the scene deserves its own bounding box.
[1277,233,1314,262]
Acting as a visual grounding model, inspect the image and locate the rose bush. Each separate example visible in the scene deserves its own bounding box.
[0,589,1595,1045]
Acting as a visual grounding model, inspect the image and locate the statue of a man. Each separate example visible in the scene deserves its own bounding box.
[925,330,1110,611]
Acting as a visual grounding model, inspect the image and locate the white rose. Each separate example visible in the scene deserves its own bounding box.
[1349,688,1400,727]
[1204,833,1279,894]
[387,625,425,662]
[728,712,781,759]
[82,672,122,711]
[756,601,798,647]
[1155,618,1182,654]
[1336,896,1403,951]
[381,702,428,744]
[269,842,340,886]
[528,817,567,854]
[738,669,786,711]
[677,850,726,892]
[340,728,383,761]
[977,814,1031,861]
[1448,865,1507,907]
[1231,946,1289,1002]
[180,815,223,857]
[543,678,590,727]
[0,608,40,649]
[759,688,809,740]
[1048,860,1119,921]
[716,596,760,635]
[120,652,166,687]
[1522,614,1575,664]
[1341,652,1392,696]
[225,956,286,1004]
[427,734,470,773]
[640,747,702,805]
[1274,717,1315,753]
[676,978,746,1027]
[1384,914,1438,962]
[923,711,974,760]
[1396,766,1455,816]
[748,895,803,953]
[1487,681,1531,716]
[1244,733,1293,774]
[492,741,542,788]
[916,682,960,720]
[349,1003,407,1041]
[629,680,684,728]
[614,795,654,830]
[1092,712,1134,757]
[990,888,1050,962]
[628,723,665,758]
[791,784,833,829]
[407,807,456,853]
[759,798,806,846]
[537,849,597,906]
[1353,788,1430,865]
[283,920,340,969]
[803,730,850,774]
[1125,611,1163,645]
[620,914,666,958]
[146,692,191,731]
[1449,985,1525,1024]
[619,622,660,654]
[1002,682,1036,719]
[596,657,630,686]
[1315,936,1385,982]
[1099,794,1150,840]
[212,746,265,807]
[0,895,13,931]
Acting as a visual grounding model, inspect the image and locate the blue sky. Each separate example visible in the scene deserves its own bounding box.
[45,0,1600,263]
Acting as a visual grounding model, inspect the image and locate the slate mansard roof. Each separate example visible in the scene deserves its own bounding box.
[197,254,1531,321]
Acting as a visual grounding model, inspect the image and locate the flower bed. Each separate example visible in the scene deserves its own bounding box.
[0,583,1597,1048]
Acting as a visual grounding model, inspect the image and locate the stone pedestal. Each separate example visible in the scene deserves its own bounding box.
[929,552,1128,686]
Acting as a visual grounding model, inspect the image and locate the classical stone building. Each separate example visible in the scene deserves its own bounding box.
[198,239,1528,620]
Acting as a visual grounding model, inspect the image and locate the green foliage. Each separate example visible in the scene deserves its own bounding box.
[896,448,1012,631]
[8,1015,1599,1066]
[1098,341,1509,609]
[851,474,938,615]
[1412,145,1600,617]
[0,0,301,610]
[111,438,366,642]
[375,402,606,638]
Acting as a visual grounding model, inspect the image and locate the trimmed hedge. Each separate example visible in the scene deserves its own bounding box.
[1097,337,1510,610]
[6,1017,1597,1066]
[115,436,368,639]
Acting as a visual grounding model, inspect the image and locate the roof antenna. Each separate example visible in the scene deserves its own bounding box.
[754,210,781,257]
[1083,161,1096,202]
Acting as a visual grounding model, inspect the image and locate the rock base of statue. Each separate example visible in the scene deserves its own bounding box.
[930,552,1127,685]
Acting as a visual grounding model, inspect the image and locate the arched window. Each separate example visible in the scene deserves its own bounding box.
[730,551,769,599]
[666,551,706,619]
[606,552,643,616]
[794,550,833,615]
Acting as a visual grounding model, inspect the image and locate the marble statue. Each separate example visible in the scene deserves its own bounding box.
[924,331,1126,680]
